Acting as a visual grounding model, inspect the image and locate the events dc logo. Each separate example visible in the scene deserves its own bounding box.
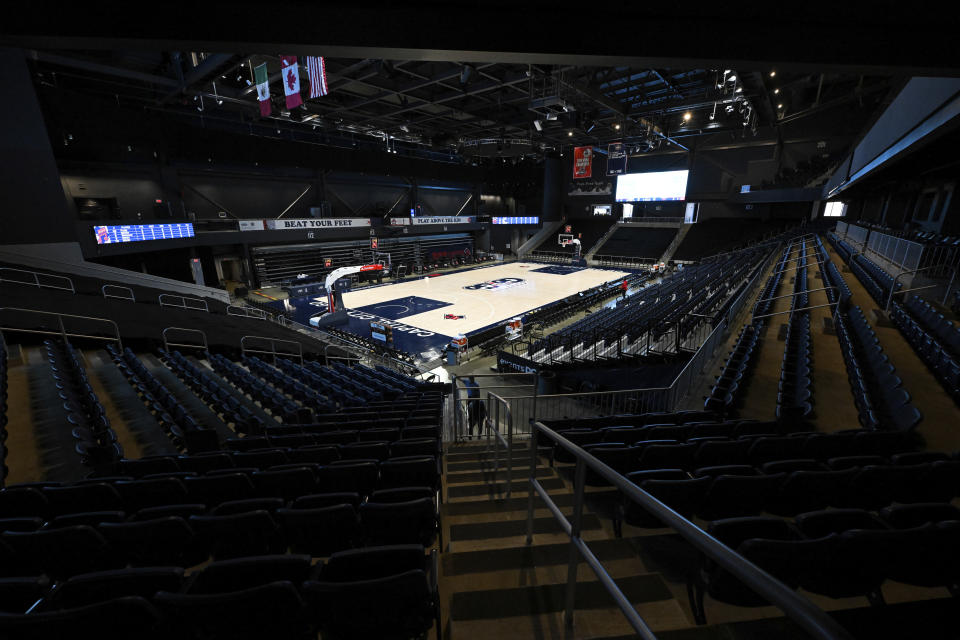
[463,277,525,291]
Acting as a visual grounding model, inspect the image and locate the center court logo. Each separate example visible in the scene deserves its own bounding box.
[463,277,526,291]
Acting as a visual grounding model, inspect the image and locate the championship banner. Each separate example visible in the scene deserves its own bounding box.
[265,218,371,230]
[573,146,593,179]
[607,142,627,175]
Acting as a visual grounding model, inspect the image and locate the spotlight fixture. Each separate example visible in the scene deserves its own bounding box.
[774,88,780,94]
[777,103,783,109]
[567,131,573,137]
[683,112,692,121]
[728,74,737,82]
[770,71,776,77]
[735,87,743,93]
[533,119,543,132]
[613,123,621,130]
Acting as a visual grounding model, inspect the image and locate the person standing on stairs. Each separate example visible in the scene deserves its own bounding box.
[465,376,484,440]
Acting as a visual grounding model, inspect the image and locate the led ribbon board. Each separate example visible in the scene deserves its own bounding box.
[93,223,195,244]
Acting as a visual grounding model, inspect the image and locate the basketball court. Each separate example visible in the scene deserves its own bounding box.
[277,262,633,357]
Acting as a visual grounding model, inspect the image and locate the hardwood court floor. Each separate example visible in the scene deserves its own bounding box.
[337,263,631,336]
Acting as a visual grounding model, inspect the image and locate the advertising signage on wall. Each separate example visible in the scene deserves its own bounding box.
[388,216,476,226]
[607,142,627,175]
[238,219,267,231]
[265,218,371,230]
[93,223,195,245]
[573,146,593,179]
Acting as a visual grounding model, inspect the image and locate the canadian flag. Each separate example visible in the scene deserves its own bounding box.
[281,56,303,109]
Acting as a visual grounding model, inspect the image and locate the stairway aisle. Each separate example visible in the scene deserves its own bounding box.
[806,264,861,432]
[440,441,690,640]
[824,242,960,451]
[2,345,44,484]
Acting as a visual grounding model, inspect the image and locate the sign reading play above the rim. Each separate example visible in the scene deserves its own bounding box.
[265,218,371,230]
[389,216,476,226]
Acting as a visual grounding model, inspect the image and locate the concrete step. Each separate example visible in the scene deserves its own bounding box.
[447,476,566,500]
[449,572,673,621]
[450,513,602,542]
[445,466,556,485]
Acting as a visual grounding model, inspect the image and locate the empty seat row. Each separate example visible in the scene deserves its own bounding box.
[836,306,922,430]
[776,248,813,421]
[704,322,760,415]
[106,344,223,452]
[2,457,440,515]
[692,515,960,623]
[45,340,124,468]
[1,495,439,576]
[619,458,960,527]
[560,429,918,478]
[890,300,960,403]
[0,545,440,640]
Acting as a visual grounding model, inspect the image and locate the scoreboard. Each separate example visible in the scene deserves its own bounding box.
[93,223,195,245]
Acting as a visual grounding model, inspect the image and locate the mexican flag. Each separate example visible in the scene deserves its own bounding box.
[254,63,271,117]
[281,56,303,109]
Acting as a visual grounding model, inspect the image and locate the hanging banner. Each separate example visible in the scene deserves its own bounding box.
[265,218,371,230]
[573,146,593,179]
[607,142,627,175]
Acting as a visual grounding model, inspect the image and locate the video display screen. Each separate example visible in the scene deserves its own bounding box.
[93,223,195,244]
[491,216,540,224]
[615,170,689,202]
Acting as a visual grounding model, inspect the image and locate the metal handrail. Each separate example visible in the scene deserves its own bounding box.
[227,304,268,320]
[240,335,303,364]
[158,293,209,313]
[0,267,75,294]
[451,372,537,444]
[885,264,956,312]
[528,422,853,640]
[483,391,513,498]
[162,326,208,352]
[754,286,840,305]
[0,307,121,348]
[101,284,135,302]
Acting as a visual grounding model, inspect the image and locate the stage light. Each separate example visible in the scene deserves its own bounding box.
[683,112,692,121]
[613,123,620,130]
[770,71,776,77]
[728,74,736,82]
[533,119,542,131]
[774,88,780,94]
[735,87,743,93]
[567,131,573,136]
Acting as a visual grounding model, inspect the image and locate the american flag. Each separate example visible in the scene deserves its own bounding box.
[306,56,329,99]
